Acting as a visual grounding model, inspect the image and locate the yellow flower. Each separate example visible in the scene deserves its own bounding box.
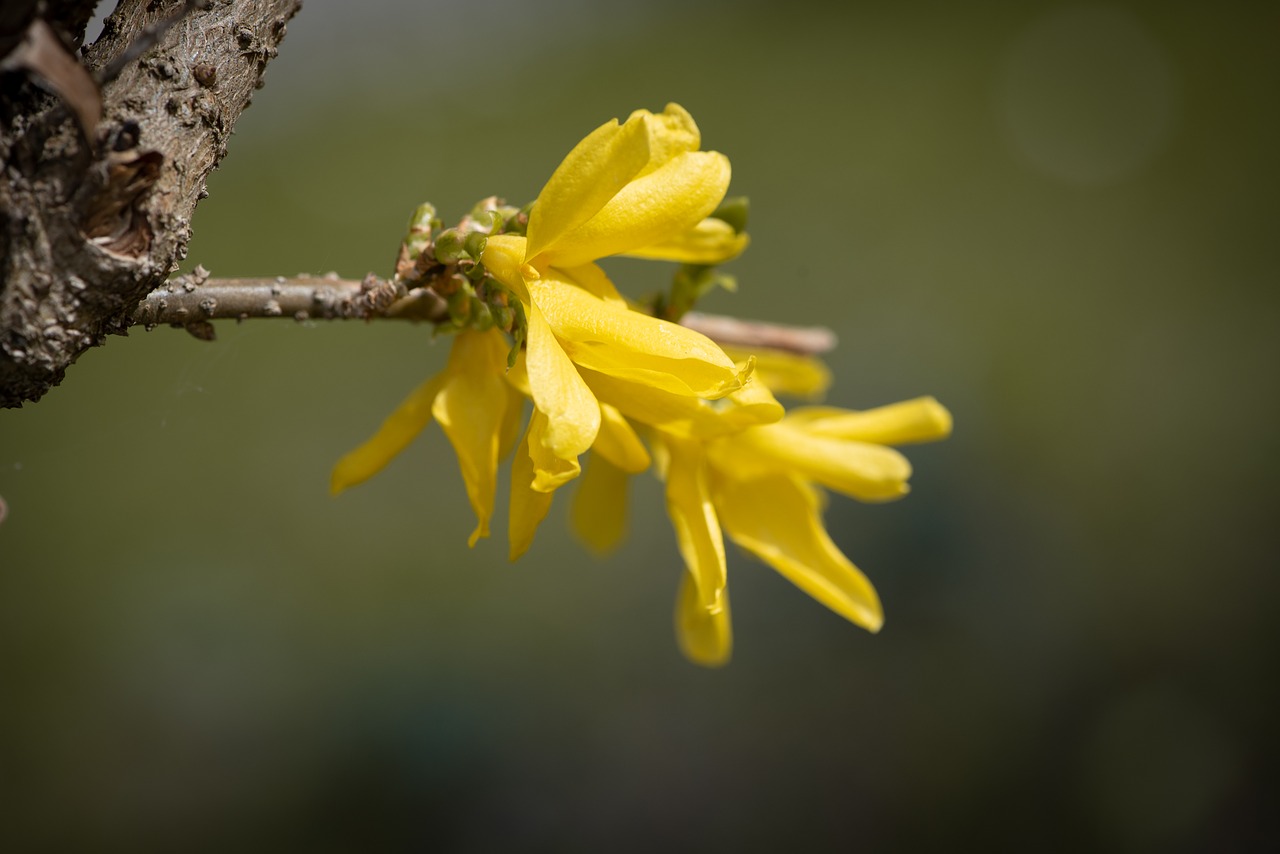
[596,395,953,667]
[480,104,752,493]
[330,329,523,547]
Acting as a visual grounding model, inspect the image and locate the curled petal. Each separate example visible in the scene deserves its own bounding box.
[675,570,732,667]
[509,422,555,561]
[530,277,742,398]
[432,330,514,546]
[711,422,913,502]
[330,374,444,495]
[540,150,732,268]
[720,346,831,401]
[525,298,601,461]
[622,217,750,265]
[713,472,883,632]
[786,397,954,445]
[633,102,701,174]
[570,454,631,554]
[662,436,726,614]
[526,408,582,493]
[525,113,651,262]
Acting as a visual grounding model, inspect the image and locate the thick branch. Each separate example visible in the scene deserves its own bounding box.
[1,0,301,408]
[134,274,838,356]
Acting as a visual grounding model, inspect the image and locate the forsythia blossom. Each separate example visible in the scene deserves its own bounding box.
[331,104,952,666]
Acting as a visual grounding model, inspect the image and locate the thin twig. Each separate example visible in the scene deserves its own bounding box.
[134,273,837,355]
[680,311,837,355]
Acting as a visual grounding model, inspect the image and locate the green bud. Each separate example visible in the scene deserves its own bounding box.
[709,196,749,235]
[403,202,439,256]
[433,228,467,264]
[471,298,494,331]
[491,304,514,332]
[463,230,488,260]
[447,288,472,326]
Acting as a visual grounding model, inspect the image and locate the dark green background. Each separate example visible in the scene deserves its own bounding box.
[3,1,1277,849]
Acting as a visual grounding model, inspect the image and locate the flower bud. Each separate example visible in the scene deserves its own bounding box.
[433,228,467,264]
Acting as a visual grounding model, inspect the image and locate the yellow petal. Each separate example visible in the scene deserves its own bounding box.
[713,472,883,632]
[675,570,732,667]
[498,382,526,460]
[633,102,701,175]
[526,408,582,493]
[711,422,913,502]
[530,277,742,398]
[581,366,782,439]
[504,348,531,396]
[508,422,554,561]
[480,234,531,302]
[592,403,650,473]
[525,298,601,461]
[330,374,444,495]
[622,217,750,265]
[570,454,631,554]
[525,112,650,262]
[549,261,626,307]
[787,397,954,445]
[720,346,831,400]
[662,436,726,614]
[432,330,513,546]
[539,150,732,268]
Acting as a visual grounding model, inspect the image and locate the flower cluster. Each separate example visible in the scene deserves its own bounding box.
[331,104,951,666]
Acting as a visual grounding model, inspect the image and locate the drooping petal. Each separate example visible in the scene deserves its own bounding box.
[675,570,732,667]
[524,298,601,461]
[330,373,445,495]
[526,408,582,493]
[582,366,783,439]
[539,150,732,268]
[498,382,527,459]
[786,397,954,445]
[710,422,913,503]
[622,217,750,265]
[662,436,726,614]
[530,277,743,398]
[592,403,651,473]
[508,422,554,561]
[720,345,831,401]
[713,472,884,632]
[570,454,630,554]
[432,330,513,546]
[525,113,651,262]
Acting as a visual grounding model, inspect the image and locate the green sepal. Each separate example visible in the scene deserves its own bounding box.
[709,196,749,235]
[663,264,737,321]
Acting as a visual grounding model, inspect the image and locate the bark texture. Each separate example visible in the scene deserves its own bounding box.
[0,0,301,407]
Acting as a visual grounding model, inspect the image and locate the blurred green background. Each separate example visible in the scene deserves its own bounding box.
[3,0,1278,849]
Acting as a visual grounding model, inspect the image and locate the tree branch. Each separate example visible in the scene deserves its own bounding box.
[1,0,301,408]
[133,274,838,356]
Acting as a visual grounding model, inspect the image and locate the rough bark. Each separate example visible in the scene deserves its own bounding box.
[0,0,301,407]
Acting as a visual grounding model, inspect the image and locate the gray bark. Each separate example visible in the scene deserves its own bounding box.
[0,0,301,407]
